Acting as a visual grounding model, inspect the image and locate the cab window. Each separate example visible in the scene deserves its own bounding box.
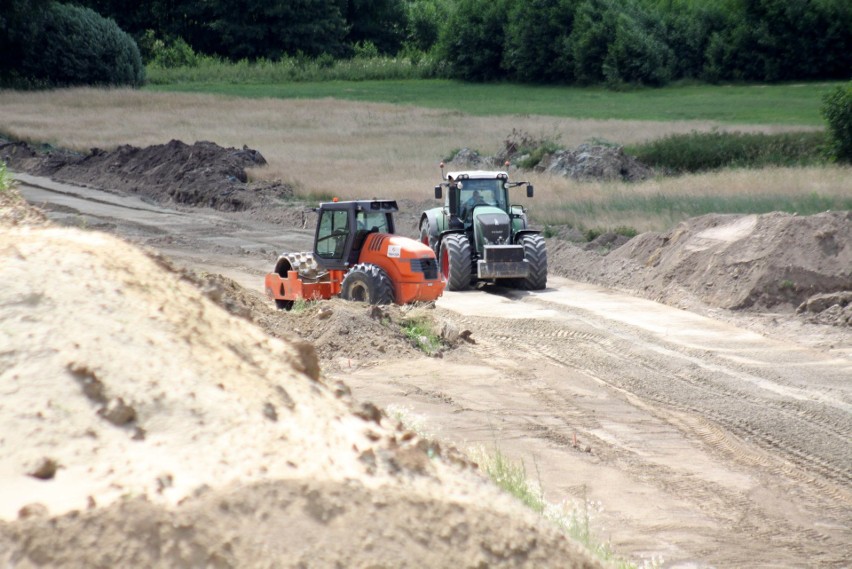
[356,211,390,233]
[316,209,350,259]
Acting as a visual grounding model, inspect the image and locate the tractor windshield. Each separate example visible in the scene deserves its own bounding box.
[458,178,506,218]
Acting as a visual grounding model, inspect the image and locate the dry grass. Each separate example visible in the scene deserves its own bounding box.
[529,166,852,232]
[1,88,847,232]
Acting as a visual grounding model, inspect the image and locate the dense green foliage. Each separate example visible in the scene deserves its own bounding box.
[821,82,852,163]
[627,131,828,173]
[438,0,511,81]
[2,2,143,87]
[503,0,576,83]
[3,0,849,88]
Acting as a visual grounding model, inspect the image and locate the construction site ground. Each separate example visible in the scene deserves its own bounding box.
[2,139,849,567]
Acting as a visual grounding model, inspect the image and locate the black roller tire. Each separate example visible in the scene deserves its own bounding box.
[516,234,547,290]
[341,263,395,305]
[440,233,473,291]
[274,258,295,310]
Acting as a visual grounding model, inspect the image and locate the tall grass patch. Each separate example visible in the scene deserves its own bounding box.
[627,131,827,174]
[471,446,660,568]
[146,54,442,85]
[531,166,852,233]
[146,80,841,126]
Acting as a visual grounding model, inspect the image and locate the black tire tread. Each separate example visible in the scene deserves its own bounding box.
[441,234,473,291]
[517,234,547,290]
[341,263,395,305]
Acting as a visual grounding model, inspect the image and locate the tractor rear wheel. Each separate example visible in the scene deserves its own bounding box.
[419,219,433,252]
[440,233,472,291]
[516,234,547,290]
[341,263,395,305]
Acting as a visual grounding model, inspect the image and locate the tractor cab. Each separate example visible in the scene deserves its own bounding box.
[313,199,398,270]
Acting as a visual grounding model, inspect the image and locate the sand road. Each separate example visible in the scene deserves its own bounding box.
[16,173,852,567]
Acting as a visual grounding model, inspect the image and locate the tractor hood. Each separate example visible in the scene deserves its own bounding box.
[473,207,512,247]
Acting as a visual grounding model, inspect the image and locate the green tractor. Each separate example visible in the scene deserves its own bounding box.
[419,166,547,291]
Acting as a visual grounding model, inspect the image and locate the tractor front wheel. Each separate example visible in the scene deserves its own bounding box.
[440,233,472,291]
[341,263,395,305]
[516,234,547,290]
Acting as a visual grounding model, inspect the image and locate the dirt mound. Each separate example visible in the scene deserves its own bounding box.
[536,145,652,182]
[0,178,49,227]
[4,478,596,569]
[550,211,851,324]
[191,272,468,373]
[0,203,596,567]
[448,143,652,182]
[1,138,293,211]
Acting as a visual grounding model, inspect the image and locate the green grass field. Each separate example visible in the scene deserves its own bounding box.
[147,79,839,126]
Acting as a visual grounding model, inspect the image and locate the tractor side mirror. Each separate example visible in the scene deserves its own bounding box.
[526,184,534,198]
[434,185,442,199]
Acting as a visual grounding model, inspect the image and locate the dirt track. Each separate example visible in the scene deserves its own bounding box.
[14,173,852,567]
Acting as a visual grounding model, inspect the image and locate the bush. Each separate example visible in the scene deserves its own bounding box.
[503,0,577,83]
[144,34,199,69]
[18,3,144,87]
[0,162,11,192]
[628,131,827,174]
[437,0,510,81]
[569,0,618,84]
[821,82,852,164]
[602,11,672,87]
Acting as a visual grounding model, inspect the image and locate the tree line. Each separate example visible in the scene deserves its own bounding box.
[1,0,850,88]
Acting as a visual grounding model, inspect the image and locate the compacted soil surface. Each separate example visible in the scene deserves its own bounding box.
[2,140,850,568]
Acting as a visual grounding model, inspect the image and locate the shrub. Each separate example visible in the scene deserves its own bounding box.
[569,0,618,84]
[821,82,852,164]
[602,11,672,87]
[19,3,144,87]
[503,0,577,83]
[436,0,510,81]
[150,37,199,69]
[0,162,11,192]
[402,317,442,355]
[627,131,827,174]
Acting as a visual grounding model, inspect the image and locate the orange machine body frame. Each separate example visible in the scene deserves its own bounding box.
[264,232,443,305]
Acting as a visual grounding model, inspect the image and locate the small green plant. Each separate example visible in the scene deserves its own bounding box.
[542,224,556,238]
[442,148,462,163]
[779,279,795,290]
[291,298,317,313]
[472,446,662,568]
[585,228,602,241]
[503,129,562,169]
[402,317,442,355]
[385,403,433,439]
[613,225,638,238]
[0,162,11,191]
[475,446,545,512]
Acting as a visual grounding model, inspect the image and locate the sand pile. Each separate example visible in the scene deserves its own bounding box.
[0,194,599,567]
